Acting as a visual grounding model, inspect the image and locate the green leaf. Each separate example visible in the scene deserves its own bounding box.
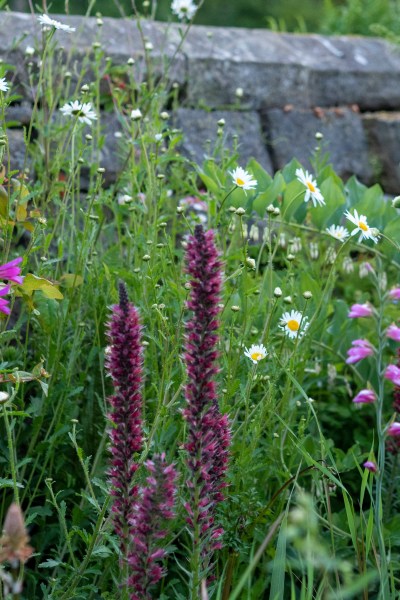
[21,274,64,300]
[253,172,286,216]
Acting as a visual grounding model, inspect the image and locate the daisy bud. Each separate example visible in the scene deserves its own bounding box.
[246,257,256,269]
[273,207,280,216]
[81,84,90,92]
[231,305,240,312]
[127,57,135,65]
[287,254,295,261]
[235,87,244,98]
[142,254,151,261]
[274,287,282,298]
[235,207,246,216]
[303,291,312,299]
[391,196,400,209]
[283,296,292,304]
[266,204,275,213]
[217,118,225,127]
[131,109,143,121]
[315,131,324,140]
[160,111,170,120]
[0,391,9,403]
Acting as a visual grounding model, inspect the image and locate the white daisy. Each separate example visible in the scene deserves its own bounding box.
[230,166,257,194]
[280,310,309,340]
[326,224,349,242]
[344,209,378,243]
[37,14,76,33]
[171,0,197,20]
[60,101,97,126]
[295,168,325,207]
[244,343,268,364]
[0,78,9,93]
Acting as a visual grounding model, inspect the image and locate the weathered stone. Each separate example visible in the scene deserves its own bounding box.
[6,102,32,127]
[362,112,400,194]
[4,128,27,174]
[262,107,372,183]
[173,108,273,172]
[183,25,400,111]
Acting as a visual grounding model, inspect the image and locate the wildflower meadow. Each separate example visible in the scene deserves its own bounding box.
[0,3,399,599]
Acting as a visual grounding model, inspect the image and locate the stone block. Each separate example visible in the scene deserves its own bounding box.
[173,108,273,172]
[362,111,400,194]
[262,106,372,183]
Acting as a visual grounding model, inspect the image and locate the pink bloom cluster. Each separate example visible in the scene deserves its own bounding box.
[183,226,231,563]
[129,455,177,600]
[348,303,373,318]
[363,461,377,473]
[352,389,376,404]
[0,257,23,315]
[387,324,400,342]
[106,282,143,553]
[346,339,374,364]
[388,287,400,301]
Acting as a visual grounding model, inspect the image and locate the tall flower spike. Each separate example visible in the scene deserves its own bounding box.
[183,225,231,592]
[128,454,177,600]
[106,282,143,555]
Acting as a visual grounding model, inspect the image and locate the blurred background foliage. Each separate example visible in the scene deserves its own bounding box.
[7,0,400,37]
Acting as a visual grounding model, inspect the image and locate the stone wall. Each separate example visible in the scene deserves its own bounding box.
[1,11,400,192]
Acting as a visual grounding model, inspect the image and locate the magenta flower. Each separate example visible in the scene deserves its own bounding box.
[0,257,23,285]
[128,454,177,600]
[352,389,376,404]
[363,461,377,473]
[387,422,400,437]
[348,303,373,318]
[106,282,143,555]
[388,287,400,301]
[345,339,374,364]
[183,225,231,582]
[0,285,11,315]
[387,324,400,342]
[385,364,400,386]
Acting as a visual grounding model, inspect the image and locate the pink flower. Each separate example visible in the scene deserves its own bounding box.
[0,285,11,315]
[352,389,376,404]
[363,461,377,473]
[345,339,374,364]
[385,364,400,386]
[0,257,23,284]
[388,287,400,301]
[387,422,400,437]
[348,303,373,318]
[387,324,400,342]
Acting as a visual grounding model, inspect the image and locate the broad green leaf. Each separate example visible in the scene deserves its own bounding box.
[21,274,64,300]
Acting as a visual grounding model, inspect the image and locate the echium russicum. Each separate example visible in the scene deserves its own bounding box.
[128,454,177,600]
[106,281,143,556]
[183,225,231,597]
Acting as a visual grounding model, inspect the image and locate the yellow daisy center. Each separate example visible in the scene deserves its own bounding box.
[307,181,316,193]
[358,221,368,232]
[236,177,245,186]
[251,352,263,361]
[287,319,300,332]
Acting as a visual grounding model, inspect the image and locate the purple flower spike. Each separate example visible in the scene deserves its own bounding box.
[363,461,377,473]
[345,339,374,364]
[128,454,177,600]
[183,225,231,575]
[0,257,23,285]
[106,282,143,554]
[348,303,373,318]
[352,389,376,404]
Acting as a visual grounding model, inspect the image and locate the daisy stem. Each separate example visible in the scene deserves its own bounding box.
[217,186,236,223]
[373,261,390,598]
